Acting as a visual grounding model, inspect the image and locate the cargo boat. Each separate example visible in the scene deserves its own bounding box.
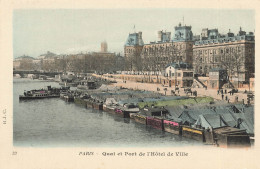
[103,98,118,114]
[103,104,116,114]
[181,126,205,142]
[114,103,139,118]
[205,126,251,148]
[64,94,75,102]
[145,108,168,130]
[146,116,164,130]
[92,100,103,110]
[74,95,90,107]
[133,114,147,125]
[163,119,182,135]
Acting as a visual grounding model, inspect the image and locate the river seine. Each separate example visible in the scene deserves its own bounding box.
[13,78,202,147]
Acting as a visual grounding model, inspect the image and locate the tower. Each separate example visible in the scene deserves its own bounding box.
[101,41,108,53]
[124,31,144,71]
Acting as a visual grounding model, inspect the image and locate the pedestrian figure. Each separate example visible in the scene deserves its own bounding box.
[221,89,223,95]
[225,89,227,94]
[217,90,219,95]
[221,94,224,100]
[225,95,228,101]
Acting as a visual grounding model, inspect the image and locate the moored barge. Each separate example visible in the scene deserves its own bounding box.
[163,119,182,135]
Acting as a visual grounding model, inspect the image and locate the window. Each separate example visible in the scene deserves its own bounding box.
[238,47,241,52]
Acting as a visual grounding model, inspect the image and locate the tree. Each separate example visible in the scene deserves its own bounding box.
[219,47,244,87]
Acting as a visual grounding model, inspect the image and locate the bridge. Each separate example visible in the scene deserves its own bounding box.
[13,70,63,77]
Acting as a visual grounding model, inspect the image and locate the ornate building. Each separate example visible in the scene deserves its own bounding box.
[140,23,193,72]
[124,32,144,71]
[123,25,255,84]
[193,27,255,82]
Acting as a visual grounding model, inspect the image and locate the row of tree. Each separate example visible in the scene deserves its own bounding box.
[16,54,125,74]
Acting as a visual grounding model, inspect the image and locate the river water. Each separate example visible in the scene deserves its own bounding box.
[13,78,202,147]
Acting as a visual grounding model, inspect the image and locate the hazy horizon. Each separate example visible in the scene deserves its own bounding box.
[13,8,255,58]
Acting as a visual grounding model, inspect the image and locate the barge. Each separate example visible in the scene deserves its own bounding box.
[163,119,182,135]
[114,103,139,118]
[181,126,205,142]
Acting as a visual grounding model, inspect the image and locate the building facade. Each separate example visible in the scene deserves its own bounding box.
[164,62,194,88]
[208,68,228,89]
[193,28,255,83]
[124,32,144,71]
[123,23,194,72]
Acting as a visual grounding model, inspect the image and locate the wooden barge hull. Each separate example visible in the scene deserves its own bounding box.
[163,120,181,135]
[74,98,87,107]
[86,100,93,109]
[64,96,74,102]
[181,126,205,142]
[93,102,103,110]
[19,95,60,100]
[134,115,147,125]
[115,108,125,117]
[146,117,164,130]
[114,109,138,118]
[103,105,115,114]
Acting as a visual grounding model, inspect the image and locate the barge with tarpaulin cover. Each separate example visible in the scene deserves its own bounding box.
[114,103,139,118]
[103,98,118,114]
[143,106,169,130]
[74,95,90,107]
[212,126,251,148]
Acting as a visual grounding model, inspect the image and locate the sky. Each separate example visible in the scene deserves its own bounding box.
[13,8,255,58]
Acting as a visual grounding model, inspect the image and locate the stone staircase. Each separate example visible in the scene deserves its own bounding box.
[192,77,207,89]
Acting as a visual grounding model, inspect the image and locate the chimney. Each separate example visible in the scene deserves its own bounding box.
[138,32,142,45]
[158,31,162,42]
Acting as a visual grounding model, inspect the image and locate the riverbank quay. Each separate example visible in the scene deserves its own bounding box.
[93,73,254,105]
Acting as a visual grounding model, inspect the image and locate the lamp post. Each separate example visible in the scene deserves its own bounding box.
[175,66,177,91]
